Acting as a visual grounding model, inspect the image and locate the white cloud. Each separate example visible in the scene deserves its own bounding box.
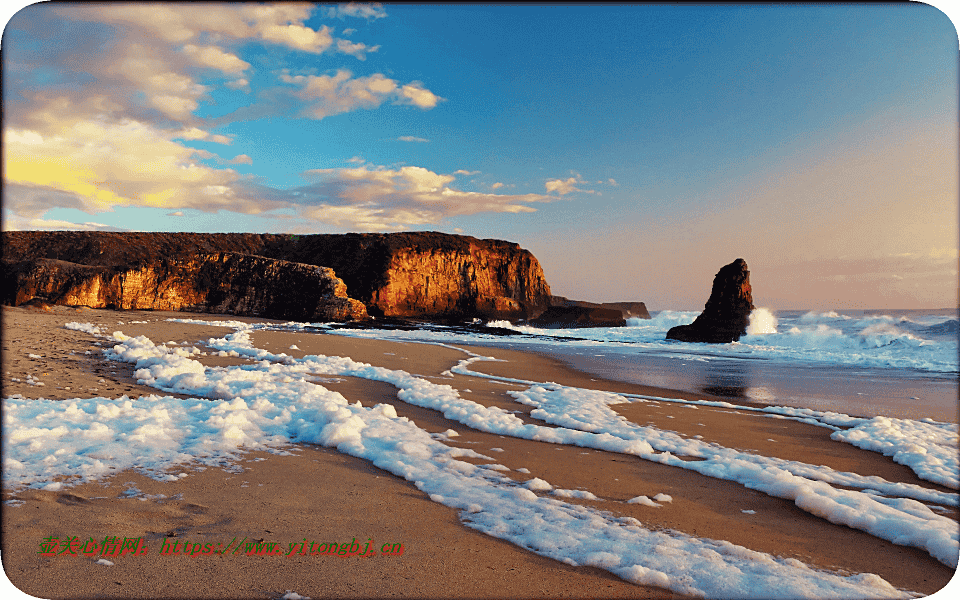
[454,170,481,176]
[336,39,380,60]
[175,127,214,141]
[280,70,441,119]
[326,3,388,20]
[398,83,442,109]
[4,120,244,215]
[225,78,251,91]
[182,44,250,75]
[398,136,429,143]
[2,213,121,232]
[290,164,557,229]
[1,5,492,233]
[8,4,390,136]
[545,176,597,196]
[60,4,337,53]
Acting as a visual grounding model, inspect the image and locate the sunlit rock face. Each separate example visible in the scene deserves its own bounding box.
[1,231,551,321]
[2,252,368,322]
[269,232,553,320]
[666,258,755,343]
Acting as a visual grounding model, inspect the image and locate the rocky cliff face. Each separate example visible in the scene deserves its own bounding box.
[666,258,755,343]
[258,232,552,320]
[1,231,551,321]
[2,252,368,322]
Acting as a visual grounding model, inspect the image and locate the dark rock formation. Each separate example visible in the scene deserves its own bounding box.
[550,296,651,320]
[1,231,552,321]
[528,305,626,328]
[2,252,368,322]
[666,258,755,343]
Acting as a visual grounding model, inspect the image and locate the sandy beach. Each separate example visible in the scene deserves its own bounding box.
[2,306,956,599]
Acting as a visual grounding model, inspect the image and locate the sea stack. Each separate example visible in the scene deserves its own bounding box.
[666,258,755,343]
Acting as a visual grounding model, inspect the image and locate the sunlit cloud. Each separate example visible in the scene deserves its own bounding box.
[2,3,452,232]
[2,213,124,232]
[6,4,405,136]
[59,4,337,53]
[182,44,250,75]
[4,120,242,215]
[544,175,598,195]
[279,70,442,119]
[398,83,441,109]
[336,39,380,60]
[288,164,557,230]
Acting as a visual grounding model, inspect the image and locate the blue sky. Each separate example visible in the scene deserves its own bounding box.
[2,2,958,309]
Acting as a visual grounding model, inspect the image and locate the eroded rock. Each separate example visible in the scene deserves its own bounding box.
[2,252,368,322]
[666,258,755,343]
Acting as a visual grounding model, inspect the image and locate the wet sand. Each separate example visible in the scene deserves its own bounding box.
[2,306,957,598]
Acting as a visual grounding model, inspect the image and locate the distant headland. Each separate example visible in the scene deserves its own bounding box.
[1,231,648,326]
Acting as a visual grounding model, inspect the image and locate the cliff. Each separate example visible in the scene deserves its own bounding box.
[2,252,368,322]
[1,231,552,321]
[260,232,552,320]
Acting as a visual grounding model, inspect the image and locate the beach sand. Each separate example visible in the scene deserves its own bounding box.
[2,306,956,598]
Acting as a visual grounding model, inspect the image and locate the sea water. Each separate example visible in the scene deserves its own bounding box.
[324,308,959,423]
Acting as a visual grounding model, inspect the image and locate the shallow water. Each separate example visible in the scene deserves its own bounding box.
[324,307,959,423]
[548,345,958,422]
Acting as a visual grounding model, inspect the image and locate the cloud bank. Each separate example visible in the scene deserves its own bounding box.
[2,3,496,232]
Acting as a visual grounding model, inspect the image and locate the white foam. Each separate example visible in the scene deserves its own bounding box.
[746,308,778,335]
[832,417,959,489]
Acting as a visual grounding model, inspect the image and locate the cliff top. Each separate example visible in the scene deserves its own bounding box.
[0,231,523,268]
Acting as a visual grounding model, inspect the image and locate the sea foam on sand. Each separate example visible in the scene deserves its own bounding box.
[4,318,957,598]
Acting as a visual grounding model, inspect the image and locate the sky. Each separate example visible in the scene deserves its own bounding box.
[2,2,958,310]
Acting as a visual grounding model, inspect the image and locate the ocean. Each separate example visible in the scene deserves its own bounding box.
[325,308,960,423]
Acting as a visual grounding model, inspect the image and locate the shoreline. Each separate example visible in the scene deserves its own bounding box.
[383,325,958,423]
[523,343,959,423]
[2,307,957,598]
